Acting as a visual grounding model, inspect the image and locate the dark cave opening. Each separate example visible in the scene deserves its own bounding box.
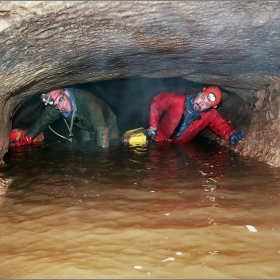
[12,76,249,144]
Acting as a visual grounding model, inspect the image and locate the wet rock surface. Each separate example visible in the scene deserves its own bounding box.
[229,81,280,167]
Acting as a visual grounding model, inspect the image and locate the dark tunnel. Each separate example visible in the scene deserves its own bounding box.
[11,76,251,145]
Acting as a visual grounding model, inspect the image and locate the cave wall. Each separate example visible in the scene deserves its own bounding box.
[1,1,280,166]
[226,81,280,167]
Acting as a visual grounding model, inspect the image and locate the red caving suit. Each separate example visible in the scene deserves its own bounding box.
[148,91,237,144]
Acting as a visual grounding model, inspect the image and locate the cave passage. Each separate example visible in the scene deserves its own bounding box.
[12,76,249,144]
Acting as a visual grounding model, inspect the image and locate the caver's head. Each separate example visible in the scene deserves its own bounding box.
[193,86,223,111]
[41,89,72,113]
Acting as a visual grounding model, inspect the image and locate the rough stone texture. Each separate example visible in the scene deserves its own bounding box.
[0,177,12,193]
[223,81,280,167]
[1,1,280,166]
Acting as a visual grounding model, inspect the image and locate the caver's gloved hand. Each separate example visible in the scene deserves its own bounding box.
[145,126,157,139]
[229,131,245,144]
[9,134,33,147]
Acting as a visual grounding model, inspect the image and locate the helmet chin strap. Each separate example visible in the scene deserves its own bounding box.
[202,107,212,113]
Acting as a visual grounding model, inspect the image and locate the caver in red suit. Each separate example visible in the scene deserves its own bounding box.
[147,86,245,144]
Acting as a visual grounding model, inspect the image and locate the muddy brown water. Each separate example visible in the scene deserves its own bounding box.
[0,138,280,279]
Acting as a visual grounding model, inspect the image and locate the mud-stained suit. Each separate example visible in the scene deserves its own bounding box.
[27,88,119,147]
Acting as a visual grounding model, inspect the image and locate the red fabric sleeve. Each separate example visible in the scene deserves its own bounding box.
[208,110,237,140]
[149,92,176,128]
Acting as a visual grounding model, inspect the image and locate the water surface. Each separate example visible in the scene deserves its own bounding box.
[0,139,280,278]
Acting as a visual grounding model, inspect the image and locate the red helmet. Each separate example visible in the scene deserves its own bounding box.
[203,86,223,108]
[41,89,63,105]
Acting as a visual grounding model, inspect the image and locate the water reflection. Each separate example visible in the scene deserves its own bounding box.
[0,139,280,278]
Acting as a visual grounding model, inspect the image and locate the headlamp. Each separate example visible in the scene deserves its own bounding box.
[41,93,54,106]
[208,92,216,102]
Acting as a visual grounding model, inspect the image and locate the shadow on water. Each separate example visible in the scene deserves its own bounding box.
[1,137,280,278]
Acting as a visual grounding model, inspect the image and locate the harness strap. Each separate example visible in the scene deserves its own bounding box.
[169,106,186,139]
[48,104,77,142]
[68,104,77,137]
